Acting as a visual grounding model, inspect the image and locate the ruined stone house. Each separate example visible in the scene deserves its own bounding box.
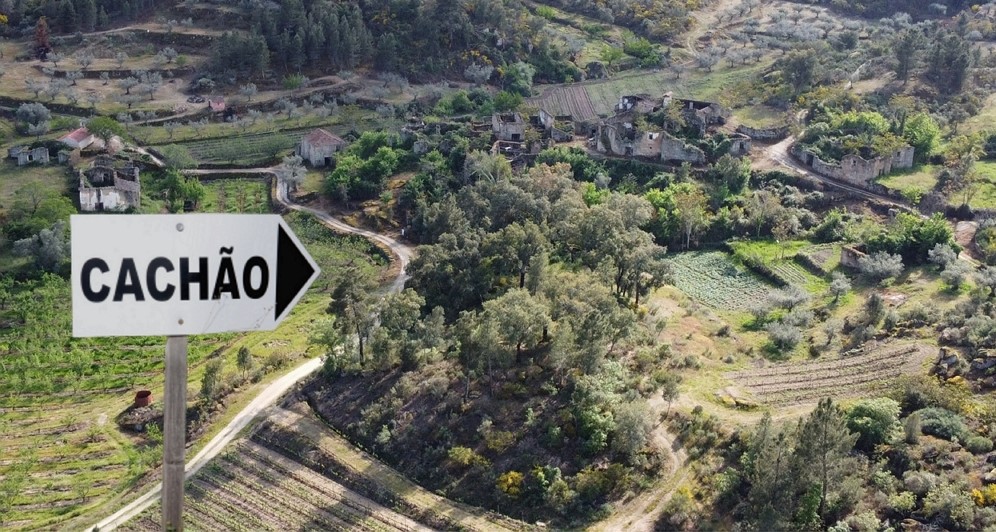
[678,99,730,135]
[296,128,348,167]
[7,146,50,166]
[616,94,660,115]
[492,112,527,142]
[79,155,141,211]
[532,109,574,142]
[728,133,752,156]
[595,120,705,164]
[793,144,915,187]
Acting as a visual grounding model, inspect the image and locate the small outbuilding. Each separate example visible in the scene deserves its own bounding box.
[296,128,348,167]
[59,127,95,150]
[208,96,226,113]
[8,146,50,166]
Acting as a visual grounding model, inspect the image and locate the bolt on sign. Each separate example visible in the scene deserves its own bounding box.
[71,214,319,337]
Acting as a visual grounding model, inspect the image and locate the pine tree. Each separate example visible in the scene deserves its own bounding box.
[791,398,858,525]
[289,32,305,72]
[747,414,794,530]
[80,0,97,32]
[58,0,78,33]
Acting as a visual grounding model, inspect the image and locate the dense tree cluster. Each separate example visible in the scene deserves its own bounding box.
[311,157,681,524]
[0,0,162,36]
[204,0,581,83]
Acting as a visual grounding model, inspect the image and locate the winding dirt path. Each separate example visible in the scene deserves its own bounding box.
[589,393,689,532]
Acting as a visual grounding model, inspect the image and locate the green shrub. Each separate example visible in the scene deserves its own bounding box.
[965,435,994,454]
[447,446,490,468]
[846,397,900,451]
[485,430,517,453]
[889,491,916,516]
[917,407,970,442]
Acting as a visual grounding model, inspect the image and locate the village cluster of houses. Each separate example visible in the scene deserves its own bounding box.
[487,92,753,166]
[7,125,142,212]
[5,87,916,215]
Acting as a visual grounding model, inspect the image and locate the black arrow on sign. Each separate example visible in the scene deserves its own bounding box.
[276,224,317,320]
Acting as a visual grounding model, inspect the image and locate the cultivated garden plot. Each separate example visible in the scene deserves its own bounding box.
[668,250,774,311]
[528,84,599,122]
[726,342,931,407]
[201,179,270,214]
[122,440,429,532]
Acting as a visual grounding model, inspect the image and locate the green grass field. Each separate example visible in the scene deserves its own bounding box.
[668,250,774,311]
[136,107,390,146]
[733,104,788,128]
[962,93,996,134]
[149,115,396,166]
[728,240,830,294]
[969,161,996,210]
[875,164,940,196]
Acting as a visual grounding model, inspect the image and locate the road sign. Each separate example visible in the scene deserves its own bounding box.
[71,214,320,337]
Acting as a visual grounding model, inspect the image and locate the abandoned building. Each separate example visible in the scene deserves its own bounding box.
[59,127,95,150]
[616,94,660,115]
[492,113,527,142]
[793,144,915,187]
[678,98,730,135]
[7,146,50,166]
[79,155,141,211]
[297,128,348,167]
[595,121,706,164]
[532,109,574,142]
[728,133,752,156]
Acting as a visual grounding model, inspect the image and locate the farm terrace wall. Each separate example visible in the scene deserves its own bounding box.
[736,124,790,141]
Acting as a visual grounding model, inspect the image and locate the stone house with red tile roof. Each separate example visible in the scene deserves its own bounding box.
[296,128,348,167]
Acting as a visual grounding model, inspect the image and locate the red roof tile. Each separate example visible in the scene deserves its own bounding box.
[303,128,346,148]
[61,127,92,143]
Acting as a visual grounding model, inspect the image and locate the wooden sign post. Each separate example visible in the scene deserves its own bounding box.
[70,214,319,530]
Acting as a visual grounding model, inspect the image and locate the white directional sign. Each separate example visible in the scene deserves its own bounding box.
[71,214,320,337]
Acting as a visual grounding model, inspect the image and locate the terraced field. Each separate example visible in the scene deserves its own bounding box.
[529,84,599,121]
[122,440,429,531]
[727,343,931,407]
[123,405,529,531]
[794,243,842,274]
[668,250,774,311]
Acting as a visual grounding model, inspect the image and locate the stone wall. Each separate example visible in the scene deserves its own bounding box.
[736,124,790,140]
[661,133,705,164]
[793,144,915,187]
[840,245,867,269]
